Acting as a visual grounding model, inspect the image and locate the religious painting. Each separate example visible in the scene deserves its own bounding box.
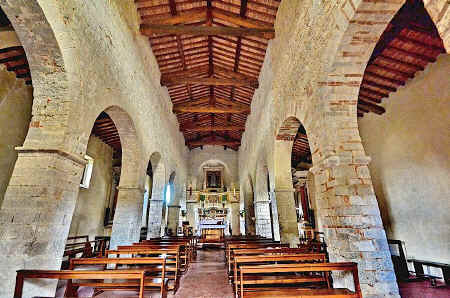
[206,170,221,188]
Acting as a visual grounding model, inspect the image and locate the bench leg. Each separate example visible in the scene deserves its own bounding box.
[64,280,79,297]
[14,274,24,298]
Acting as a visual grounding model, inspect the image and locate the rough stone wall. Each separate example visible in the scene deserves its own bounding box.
[0,66,32,206]
[188,146,239,190]
[69,135,113,240]
[359,54,450,264]
[0,1,188,296]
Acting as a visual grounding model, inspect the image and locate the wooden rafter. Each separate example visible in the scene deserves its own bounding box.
[182,125,245,132]
[161,76,258,87]
[140,23,275,38]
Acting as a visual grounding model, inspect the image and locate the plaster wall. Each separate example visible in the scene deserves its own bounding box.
[358,54,450,263]
[0,66,32,206]
[69,135,113,240]
[188,146,239,190]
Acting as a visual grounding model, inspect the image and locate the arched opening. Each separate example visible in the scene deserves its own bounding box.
[0,7,33,206]
[67,111,121,259]
[146,152,166,239]
[162,171,176,236]
[140,159,153,239]
[243,174,256,235]
[356,0,450,286]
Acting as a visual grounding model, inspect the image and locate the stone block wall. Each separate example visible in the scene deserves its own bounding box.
[0,65,32,206]
[69,135,113,240]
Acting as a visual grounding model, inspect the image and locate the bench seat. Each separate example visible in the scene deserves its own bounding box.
[243,288,359,298]
[237,274,326,285]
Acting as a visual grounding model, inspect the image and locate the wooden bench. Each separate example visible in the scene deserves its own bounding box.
[233,253,328,297]
[239,262,362,298]
[106,248,181,291]
[69,257,169,296]
[135,241,192,268]
[122,243,190,271]
[226,243,289,275]
[14,269,149,298]
[409,258,450,286]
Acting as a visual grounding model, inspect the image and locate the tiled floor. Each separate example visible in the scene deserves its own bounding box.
[56,247,234,297]
[55,249,450,297]
[399,280,450,298]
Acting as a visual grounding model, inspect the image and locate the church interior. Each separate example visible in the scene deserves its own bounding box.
[0,0,448,297]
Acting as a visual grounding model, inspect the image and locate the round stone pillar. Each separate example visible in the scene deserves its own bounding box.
[110,186,144,249]
[167,205,181,235]
[273,188,299,246]
[0,148,86,297]
[254,199,272,238]
[230,201,241,235]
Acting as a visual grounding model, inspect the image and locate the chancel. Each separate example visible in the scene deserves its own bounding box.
[0,0,449,297]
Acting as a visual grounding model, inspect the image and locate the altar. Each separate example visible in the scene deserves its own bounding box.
[198,219,227,243]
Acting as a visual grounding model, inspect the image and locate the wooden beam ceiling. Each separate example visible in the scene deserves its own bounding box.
[137,0,281,149]
[357,0,445,117]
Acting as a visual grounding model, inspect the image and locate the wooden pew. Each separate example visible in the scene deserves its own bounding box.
[69,257,169,296]
[142,238,194,259]
[123,243,190,271]
[409,258,450,286]
[106,248,181,291]
[239,262,362,298]
[14,269,149,298]
[232,253,328,297]
[137,241,192,268]
[226,243,289,275]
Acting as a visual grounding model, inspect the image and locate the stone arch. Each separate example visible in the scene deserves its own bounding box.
[273,116,307,245]
[196,159,232,189]
[0,2,83,295]
[147,152,167,239]
[0,0,78,152]
[302,2,450,296]
[99,106,144,249]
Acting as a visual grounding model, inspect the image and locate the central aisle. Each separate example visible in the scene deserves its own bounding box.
[170,247,233,298]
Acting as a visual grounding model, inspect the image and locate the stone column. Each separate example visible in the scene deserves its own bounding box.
[186,201,196,228]
[167,205,180,235]
[268,191,280,242]
[254,200,272,238]
[230,201,240,235]
[110,186,144,249]
[274,188,299,246]
[312,155,399,297]
[0,148,85,297]
[147,189,164,239]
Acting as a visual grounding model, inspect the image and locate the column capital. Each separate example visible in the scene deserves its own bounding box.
[15,146,87,166]
[310,154,372,174]
[273,188,295,193]
[254,200,270,204]
[117,186,145,193]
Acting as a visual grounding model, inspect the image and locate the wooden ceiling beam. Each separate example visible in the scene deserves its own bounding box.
[360,87,388,98]
[211,7,271,29]
[386,45,436,63]
[173,105,249,114]
[371,63,414,79]
[362,80,397,93]
[141,8,207,25]
[188,140,241,146]
[365,71,405,86]
[396,35,446,53]
[161,76,258,87]
[140,23,275,39]
[378,55,424,72]
[182,125,245,132]
[358,98,386,115]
